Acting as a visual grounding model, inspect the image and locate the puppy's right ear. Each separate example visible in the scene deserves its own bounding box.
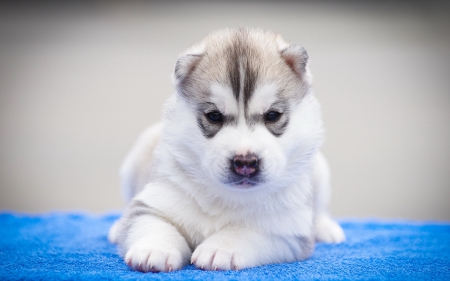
[174,54,203,82]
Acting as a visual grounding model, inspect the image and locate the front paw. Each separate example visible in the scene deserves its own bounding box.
[315,215,346,243]
[124,241,185,272]
[191,241,247,271]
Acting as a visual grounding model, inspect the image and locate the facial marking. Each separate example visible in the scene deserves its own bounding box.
[243,61,258,112]
[227,45,241,101]
[197,84,239,139]
[266,116,289,137]
[225,35,259,114]
[244,83,291,137]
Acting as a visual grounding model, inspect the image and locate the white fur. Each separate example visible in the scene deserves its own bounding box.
[109,29,345,273]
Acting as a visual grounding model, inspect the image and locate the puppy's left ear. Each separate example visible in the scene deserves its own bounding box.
[280,45,310,80]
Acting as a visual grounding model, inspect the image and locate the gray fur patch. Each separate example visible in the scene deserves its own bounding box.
[246,99,291,137]
[197,102,237,138]
[295,236,315,260]
[226,46,241,101]
[243,62,258,112]
[266,117,290,137]
[223,30,260,111]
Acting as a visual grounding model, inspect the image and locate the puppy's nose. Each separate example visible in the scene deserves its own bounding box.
[233,154,258,176]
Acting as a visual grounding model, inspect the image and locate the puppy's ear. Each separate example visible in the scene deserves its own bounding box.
[174,54,203,82]
[280,45,309,78]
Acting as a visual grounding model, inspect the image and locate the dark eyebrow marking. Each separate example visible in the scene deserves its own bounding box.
[196,102,239,138]
[243,64,258,112]
[244,97,291,136]
[227,46,240,102]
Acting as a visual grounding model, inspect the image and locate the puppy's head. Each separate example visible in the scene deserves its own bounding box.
[168,29,323,192]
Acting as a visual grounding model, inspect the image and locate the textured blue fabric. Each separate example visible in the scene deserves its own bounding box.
[1,212,449,280]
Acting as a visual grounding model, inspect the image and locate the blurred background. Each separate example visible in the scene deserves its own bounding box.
[1,1,449,220]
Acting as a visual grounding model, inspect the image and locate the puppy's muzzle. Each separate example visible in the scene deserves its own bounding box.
[233,154,259,177]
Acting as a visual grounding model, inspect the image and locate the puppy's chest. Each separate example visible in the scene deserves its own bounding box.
[138,180,313,248]
[167,197,249,245]
[173,208,227,248]
[167,195,312,249]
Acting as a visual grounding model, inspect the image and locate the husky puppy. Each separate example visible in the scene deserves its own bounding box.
[109,28,345,272]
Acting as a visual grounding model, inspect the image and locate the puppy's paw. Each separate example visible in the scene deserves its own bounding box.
[108,220,120,244]
[315,215,346,243]
[124,241,185,272]
[191,241,247,271]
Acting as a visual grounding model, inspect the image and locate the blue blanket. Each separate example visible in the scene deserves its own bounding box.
[1,212,449,280]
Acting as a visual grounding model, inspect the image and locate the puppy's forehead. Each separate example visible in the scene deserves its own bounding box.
[199,32,283,102]
[209,83,239,114]
[247,83,280,114]
[187,29,303,116]
[209,83,280,115]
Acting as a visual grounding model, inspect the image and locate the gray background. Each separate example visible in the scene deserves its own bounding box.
[1,1,449,220]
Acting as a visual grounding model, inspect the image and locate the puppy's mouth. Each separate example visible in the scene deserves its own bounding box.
[229,177,259,189]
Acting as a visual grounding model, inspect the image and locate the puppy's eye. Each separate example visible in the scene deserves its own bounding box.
[265,111,282,122]
[206,111,224,122]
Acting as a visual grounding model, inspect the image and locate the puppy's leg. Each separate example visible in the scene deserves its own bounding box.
[191,226,314,271]
[120,123,162,202]
[312,152,346,243]
[108,123,165,252]
[116,200,191,272]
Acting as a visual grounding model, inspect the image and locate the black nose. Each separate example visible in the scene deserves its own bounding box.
[233,154,259,176]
